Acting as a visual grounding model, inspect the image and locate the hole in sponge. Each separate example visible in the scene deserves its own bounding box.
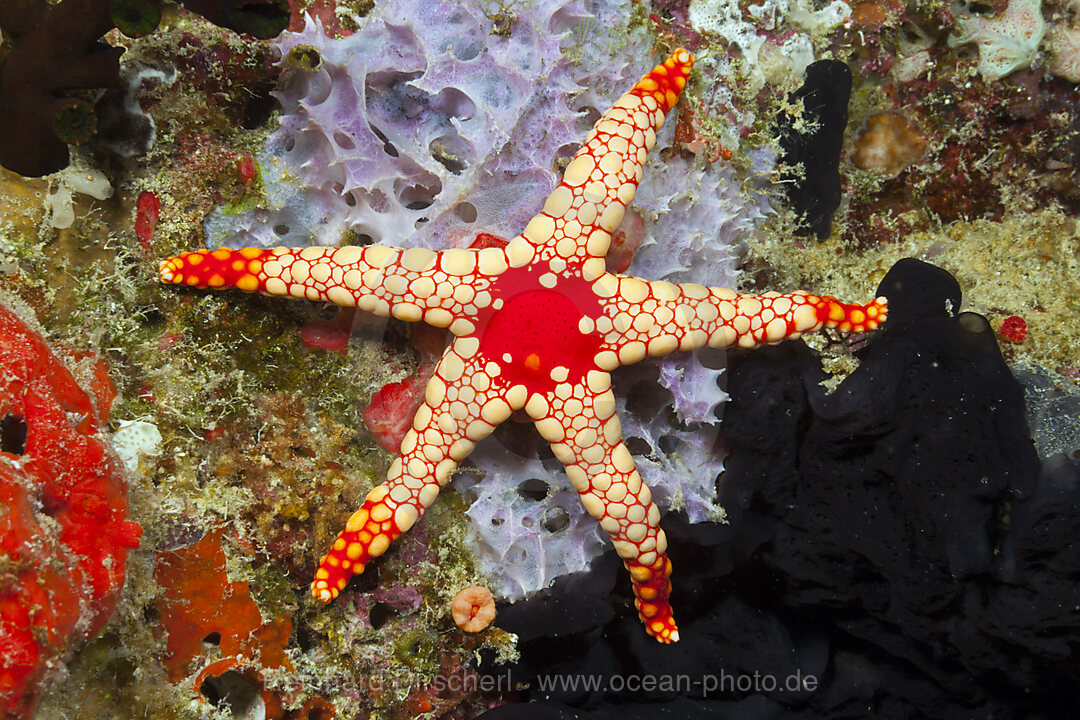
[369,602,396,629]
[396,177,441,211]
[334,132,355,150]
[430,87,476,119]
[429,132,470,174]
[624,436,652,456]
[198,670,263,720]
[517,478,549,501]
[455,202,477,223]
[1,414,27,455]
[658,435,681,455]
[542,506,570,533]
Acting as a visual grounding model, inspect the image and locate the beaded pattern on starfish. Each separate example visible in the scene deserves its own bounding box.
[160,49,887,643]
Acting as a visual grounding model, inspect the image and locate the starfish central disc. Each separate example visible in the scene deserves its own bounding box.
[479,265,603,394]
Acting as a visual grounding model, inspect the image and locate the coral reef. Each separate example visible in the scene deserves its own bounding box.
[0,0,1076,714]
[152,529,336,717]
[831,0,1080,246]
[0,301,142,718]
[154,530,292,681]
[44,157,114,230]
[685,0,850,88]
[1048,0,1080,81]
[0,0,123,176]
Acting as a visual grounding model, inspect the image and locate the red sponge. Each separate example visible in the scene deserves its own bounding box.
[0,302,142,718]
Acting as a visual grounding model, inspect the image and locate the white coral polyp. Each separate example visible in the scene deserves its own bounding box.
[949,0,1046,81]
[112,420,163,474]
[1049,20,1080,81]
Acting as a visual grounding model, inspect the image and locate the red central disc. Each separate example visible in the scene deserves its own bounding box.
[477,265,604,395]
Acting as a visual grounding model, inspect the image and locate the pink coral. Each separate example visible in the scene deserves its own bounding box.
[999,314,1028,343]
[451,586,496,633]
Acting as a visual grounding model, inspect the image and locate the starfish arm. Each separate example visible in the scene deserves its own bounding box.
[159,245,505,335]
[592,273,889,364]
[311,335,524,602]
[526,375,679,644]
[518,49,694,274]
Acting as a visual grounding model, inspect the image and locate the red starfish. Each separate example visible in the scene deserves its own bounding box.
[160,49,886,643]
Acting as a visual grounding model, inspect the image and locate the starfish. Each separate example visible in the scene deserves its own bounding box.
[160,49,886,643]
